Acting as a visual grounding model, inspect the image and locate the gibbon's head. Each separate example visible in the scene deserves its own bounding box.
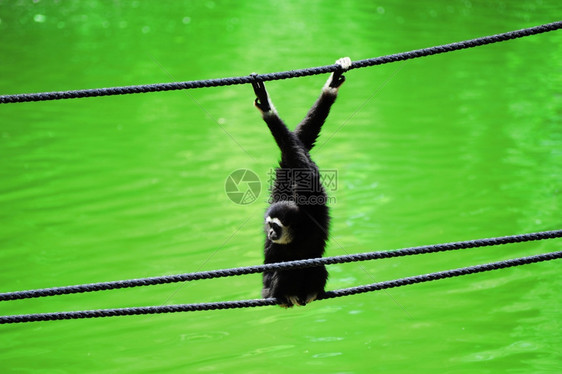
[265,201,300,244]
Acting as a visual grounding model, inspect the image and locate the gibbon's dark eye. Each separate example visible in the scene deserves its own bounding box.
[270,221,281,232]
[272,224,282,238]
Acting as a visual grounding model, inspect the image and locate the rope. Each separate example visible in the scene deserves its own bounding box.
[1,20,560,104]
[1,229,560,301]
[1,250,560,324]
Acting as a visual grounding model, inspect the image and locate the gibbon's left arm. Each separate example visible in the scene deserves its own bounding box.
[294,57,352,151]
[252,79,310,168]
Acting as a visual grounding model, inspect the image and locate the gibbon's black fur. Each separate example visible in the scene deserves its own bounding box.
[252,57,351,308]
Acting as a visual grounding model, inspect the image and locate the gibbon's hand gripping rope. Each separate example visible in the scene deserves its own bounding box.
[0,21,561,104]
[0,250,560,324]
[0,229,560,302]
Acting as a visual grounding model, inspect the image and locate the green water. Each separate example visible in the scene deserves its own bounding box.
[1,1,561,372]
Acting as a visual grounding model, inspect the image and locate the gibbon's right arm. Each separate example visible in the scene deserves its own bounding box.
[295,57,351,151]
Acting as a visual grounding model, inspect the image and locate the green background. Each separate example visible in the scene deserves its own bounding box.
[1,1,561,373]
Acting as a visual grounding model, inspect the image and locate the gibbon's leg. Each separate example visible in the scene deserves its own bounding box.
[261,271,273,298]
[252,79,308,168]
[294,57,352,151]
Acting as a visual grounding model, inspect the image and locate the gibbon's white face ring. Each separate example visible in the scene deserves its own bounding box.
[265,216,293,244]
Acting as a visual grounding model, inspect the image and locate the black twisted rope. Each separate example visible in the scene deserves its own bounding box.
[1,250,560,324]
[1,229,560,302]
[1,21,560,104]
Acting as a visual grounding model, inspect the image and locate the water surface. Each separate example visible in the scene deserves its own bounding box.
[1,1,561,373]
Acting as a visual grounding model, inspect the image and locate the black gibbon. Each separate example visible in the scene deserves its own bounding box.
[251,57,351,307]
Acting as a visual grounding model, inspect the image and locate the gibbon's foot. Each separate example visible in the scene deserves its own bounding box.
[288,295,301,307]
[305,292,318,304]
[250,74,272,113]
[327,56,352,89]
[277,295,298,308]
[278,294,318,308]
